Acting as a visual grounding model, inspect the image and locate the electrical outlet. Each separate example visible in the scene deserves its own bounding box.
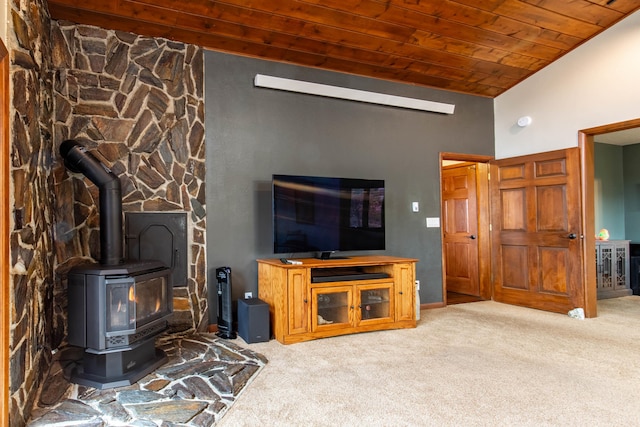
[244,292,253,299]
[415,280,420,290]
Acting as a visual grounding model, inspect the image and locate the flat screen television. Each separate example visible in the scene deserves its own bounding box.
[273,174,385,259]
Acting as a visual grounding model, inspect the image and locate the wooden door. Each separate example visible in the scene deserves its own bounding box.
[442,164,480,296]
[490,148,584,313]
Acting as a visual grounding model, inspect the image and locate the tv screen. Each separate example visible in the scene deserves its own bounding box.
[273,174,385,258]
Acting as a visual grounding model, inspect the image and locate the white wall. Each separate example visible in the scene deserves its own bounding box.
[494,10,640,159]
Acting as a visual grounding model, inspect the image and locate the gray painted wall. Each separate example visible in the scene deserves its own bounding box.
[594,142,640,243]
[594,143,625,240]
[623,143,640,242]
[204,50,494,319]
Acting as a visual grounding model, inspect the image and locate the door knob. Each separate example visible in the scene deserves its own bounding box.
[568,233,577,239]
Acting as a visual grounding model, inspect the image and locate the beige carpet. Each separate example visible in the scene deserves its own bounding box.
[220,297,640,426]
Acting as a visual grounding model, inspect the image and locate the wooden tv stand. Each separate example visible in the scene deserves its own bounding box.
[257,256,417,344]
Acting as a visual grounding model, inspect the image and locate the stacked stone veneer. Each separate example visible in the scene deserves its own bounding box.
[7,5,208,425]
[9,1,56,425]
[51,21,208,334]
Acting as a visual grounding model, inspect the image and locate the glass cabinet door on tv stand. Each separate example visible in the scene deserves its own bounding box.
[357,283,393,326]
[312,286,352,332]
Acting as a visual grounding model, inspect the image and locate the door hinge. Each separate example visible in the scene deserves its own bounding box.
[489,223,492,231]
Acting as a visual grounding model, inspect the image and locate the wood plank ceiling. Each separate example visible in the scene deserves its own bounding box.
[47,0,640,97]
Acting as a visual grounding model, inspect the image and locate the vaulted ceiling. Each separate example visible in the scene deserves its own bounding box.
[47,0,640,97]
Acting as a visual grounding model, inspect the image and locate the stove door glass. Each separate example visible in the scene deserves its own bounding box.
[106,277,136,332]
[135,275,169,327]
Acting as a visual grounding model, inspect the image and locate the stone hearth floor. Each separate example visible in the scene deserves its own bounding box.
[26,333,267,426]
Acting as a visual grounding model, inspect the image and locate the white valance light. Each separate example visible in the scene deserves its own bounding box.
[254,74,455,115]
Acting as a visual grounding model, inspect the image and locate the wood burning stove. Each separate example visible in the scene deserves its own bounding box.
[67,261,172,388]
[68,262,171,351]
[60,140,174,389]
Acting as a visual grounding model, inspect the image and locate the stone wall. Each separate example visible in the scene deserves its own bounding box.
[7,8,208,425]
[51,21,208,334]
[8,1,55,425]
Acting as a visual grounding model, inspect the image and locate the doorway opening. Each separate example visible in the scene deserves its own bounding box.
[439,152,492,306]
[580,118,640,317]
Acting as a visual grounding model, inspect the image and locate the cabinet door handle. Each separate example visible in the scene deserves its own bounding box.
[469,235,476,239]
[304,299,308,303]
[399,291,403,295]
[567,233,577,239]
[350,305,354,309]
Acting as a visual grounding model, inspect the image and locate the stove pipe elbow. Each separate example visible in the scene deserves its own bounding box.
[60,140,124,266]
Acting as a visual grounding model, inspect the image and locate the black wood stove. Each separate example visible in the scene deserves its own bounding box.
[61,140,173,389]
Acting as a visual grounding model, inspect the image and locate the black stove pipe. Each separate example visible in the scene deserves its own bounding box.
[60,140,124,266]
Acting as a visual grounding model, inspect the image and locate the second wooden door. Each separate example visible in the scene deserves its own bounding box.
[442,164,480,296]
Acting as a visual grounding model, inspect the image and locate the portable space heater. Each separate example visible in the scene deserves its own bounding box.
[216,266,236,339]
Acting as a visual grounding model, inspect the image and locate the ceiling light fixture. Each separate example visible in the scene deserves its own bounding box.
[254,74,455,114]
